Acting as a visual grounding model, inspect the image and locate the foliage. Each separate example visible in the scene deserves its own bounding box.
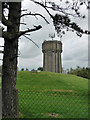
[25,68,29,71]
[21,68,24,71]
[1,0,90,40]
[69,67,90,79]
[37,67,43,71]
[30,0,90,38]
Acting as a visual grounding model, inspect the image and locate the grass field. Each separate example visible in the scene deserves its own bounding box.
[17,71,88,118]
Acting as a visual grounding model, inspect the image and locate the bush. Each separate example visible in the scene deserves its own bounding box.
[69,67,90,79]
[21,68,24,71]
[37,67,43,71]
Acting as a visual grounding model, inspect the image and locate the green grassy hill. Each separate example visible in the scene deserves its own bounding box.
[17,71,88,93]
[17,71,88,118]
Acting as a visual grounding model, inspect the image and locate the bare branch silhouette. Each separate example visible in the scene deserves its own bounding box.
[23,35,39,48]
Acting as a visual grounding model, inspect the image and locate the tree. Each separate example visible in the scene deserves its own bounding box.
[76,66,81,70]
[25,68,29,71]
[37,67,43,71]
[66,68,70,74]
[0,0,90,118]
[69,67,90,79]
[21,68,24,71]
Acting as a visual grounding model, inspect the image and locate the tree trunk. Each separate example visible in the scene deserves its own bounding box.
[2,39,19,118]
[2,2,21,118]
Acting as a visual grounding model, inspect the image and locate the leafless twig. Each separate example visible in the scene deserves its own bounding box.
[21,12,49,24]
[23,35,39,48]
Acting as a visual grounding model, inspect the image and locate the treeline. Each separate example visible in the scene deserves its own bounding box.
[20,67,43,72]
[68,66,90,79]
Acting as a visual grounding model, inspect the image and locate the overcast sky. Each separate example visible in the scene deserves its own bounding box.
[0,0,88,70]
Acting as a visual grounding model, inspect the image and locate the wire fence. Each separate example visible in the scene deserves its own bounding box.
[18,89,88,119]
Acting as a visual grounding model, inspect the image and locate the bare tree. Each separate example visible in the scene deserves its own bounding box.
[0,0,89,118]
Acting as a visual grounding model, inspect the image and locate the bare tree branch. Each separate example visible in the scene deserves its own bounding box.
[25,33,31,36]
[2,2,13,27]
[21,9,28,11]
[14,22,27,26]
[31,0,81,18]
[2,25,42,39]
[23,35,39,48]
[2,14,13,27]
[0,50,4,53]
[18,25,42,37]
[21,12,49,24]
[30,0,54,19]
[46,6,80,17]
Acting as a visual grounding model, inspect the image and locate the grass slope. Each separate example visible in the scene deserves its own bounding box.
[17,71,88,118]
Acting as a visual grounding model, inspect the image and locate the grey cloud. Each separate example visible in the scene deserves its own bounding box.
[19,38,41,59]
[62,59,88,69]
[19,54,43,70]
[62,32,88,69]
[0,1,88,70]
[19,20,55,60]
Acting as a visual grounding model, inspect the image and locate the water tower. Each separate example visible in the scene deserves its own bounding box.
[42,34,62,73]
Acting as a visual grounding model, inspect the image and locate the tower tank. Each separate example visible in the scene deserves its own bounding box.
[42,40,62,73]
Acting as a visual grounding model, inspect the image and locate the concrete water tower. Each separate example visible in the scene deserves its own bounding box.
[42,40,62,73]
